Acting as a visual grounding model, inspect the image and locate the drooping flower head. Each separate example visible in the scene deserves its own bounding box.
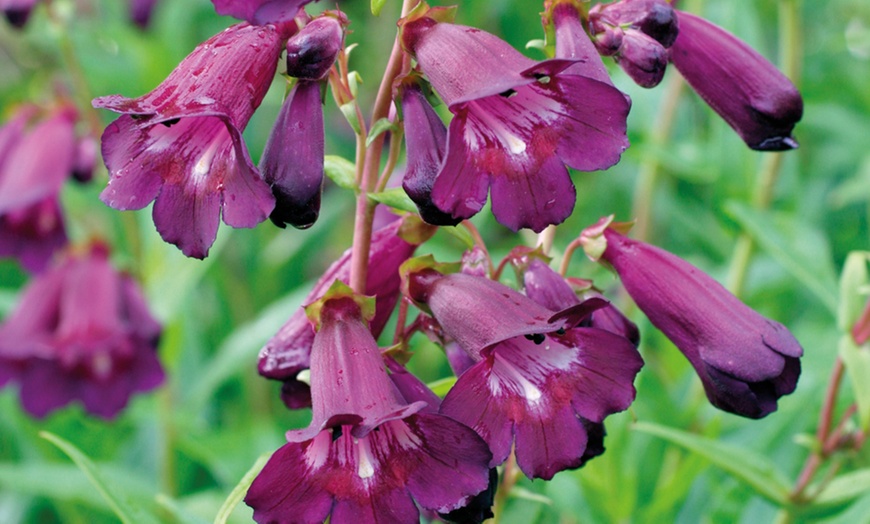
[258,216,435,408]
[398,3,630,233]
[261,13,345,228]
[0,242,164,419]
[402,257,643,479]
[0,103,81,272]
[669,10,803,151]
[94,21,297,258]
[245,282,492,524]
[581,216,803,418]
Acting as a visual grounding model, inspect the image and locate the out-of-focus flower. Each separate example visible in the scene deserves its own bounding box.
[582,217,803,418]
[0,243,163,419]
[129,0,159,29]
[94,22,296,258]
[1,0,38,28]
[670,10,803,151]
[0,104,80,272]
[245,285,492,524]
[588,0,679,88]
[261,14,344,229]
[258,217,435,408]
[402,265,642,479]
[211,0,311,25]
[398,4,630,233]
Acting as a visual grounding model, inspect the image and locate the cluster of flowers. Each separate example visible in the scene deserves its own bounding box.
[1,0,807,521]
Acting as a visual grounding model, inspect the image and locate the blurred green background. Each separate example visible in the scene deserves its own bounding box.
[2,0,870,522]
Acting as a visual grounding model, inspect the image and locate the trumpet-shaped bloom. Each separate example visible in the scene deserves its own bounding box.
[403,268,642,479]
[399,8,630,232]
[0,243,163,418]
[593,223,803,418]
[258,217,432,408]
[94,22,295,258]
[245,290,492,524]
[670,10,803,151]
[0,105,79,272]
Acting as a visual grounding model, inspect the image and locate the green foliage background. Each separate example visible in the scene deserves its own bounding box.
[2,0,870,522]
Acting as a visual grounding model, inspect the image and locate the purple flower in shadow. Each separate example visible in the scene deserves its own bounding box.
[584,219,803,418]
[93,22,296,258]
[0,243,163,419]
[399,5,630,232]
[403,266,642,479]
[670,10,803,151]
[2,0,38,28]
[245,287,492,524]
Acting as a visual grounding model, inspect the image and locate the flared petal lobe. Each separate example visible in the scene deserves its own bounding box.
[670,10,803,151]
[599,227,802,418]
[400,13,630,232]
[94,23,291,258]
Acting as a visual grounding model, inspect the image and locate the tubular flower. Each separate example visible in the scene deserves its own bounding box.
[0,104,80,272]
[211,0,312,25]
[670,10,803,151]
[0,243,163,419]
[547,0,618,87]
[398,4,630,233]
[258,217,434,408]
[93,22,296,258]
[245,286,492,524]
[261,14,344,228]
[583,217,803,418]
[588,0,679,88]
[403,266,642,479]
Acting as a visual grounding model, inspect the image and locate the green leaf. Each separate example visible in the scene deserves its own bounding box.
[324,154,358,190]
[725,202,839,315]
[371,0,387,16]
[633,422,792,505]
[340,100,362,135]
[368,188,418,214]
[427,376,457,398]
[214,453,271,524]
[442,224,475,249]
[814,468,870,508]
[839,334,870,430]
[40,432,161,524]
[366,117,397,147]
[838,251,870,332]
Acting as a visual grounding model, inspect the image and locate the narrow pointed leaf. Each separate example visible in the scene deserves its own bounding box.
[324,154,358,190]
[365,117,397,147]
[368,187,419,214]
[214,453,271,524]
[371,0,387,16]
[839,335,870,430]
[633,422,791,505]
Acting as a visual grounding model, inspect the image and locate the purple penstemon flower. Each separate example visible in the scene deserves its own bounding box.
[402,262,643,479]
[0,104,80,272]
[211,0,312,25]
[581,217,803,418]
[669,9,803,151]
[398,4,630,233]
[0,242,163,419]
[93,21,296,258]
[546,0,618,87]
[245,284,492,524]
[258,216,434,408]
[260,14,344,229]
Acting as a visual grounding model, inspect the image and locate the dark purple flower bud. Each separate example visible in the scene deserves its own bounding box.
[0,243,164,419]
[589,0,679,48]
[129,0,158,29]
[285,14,344,81]
[258,217,433,408]
[403,267,642,478]
[245,287,492,523]
[211,0,311,25]
[71,136,98,183]
[399,7,630,232]
[399,79,458,226]
[2,0,37,28]
[670,10,803,151]
[614,30,670,88]
[0,105,78,272]
[260,80,324,229]
[589,222,803,418]
[94,23,296,258]
[548,0,618,86]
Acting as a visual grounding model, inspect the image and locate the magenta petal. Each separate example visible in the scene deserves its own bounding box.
[670,10,803,151]
[552,1,617,86]
[429,116,490,223]
[17,360,76,418]
[513,398,589,480]
[0,198,68,273]
[219,129,275,229]
[98,116,165,210]
[211,0,309,26]
[152,166,222,260]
